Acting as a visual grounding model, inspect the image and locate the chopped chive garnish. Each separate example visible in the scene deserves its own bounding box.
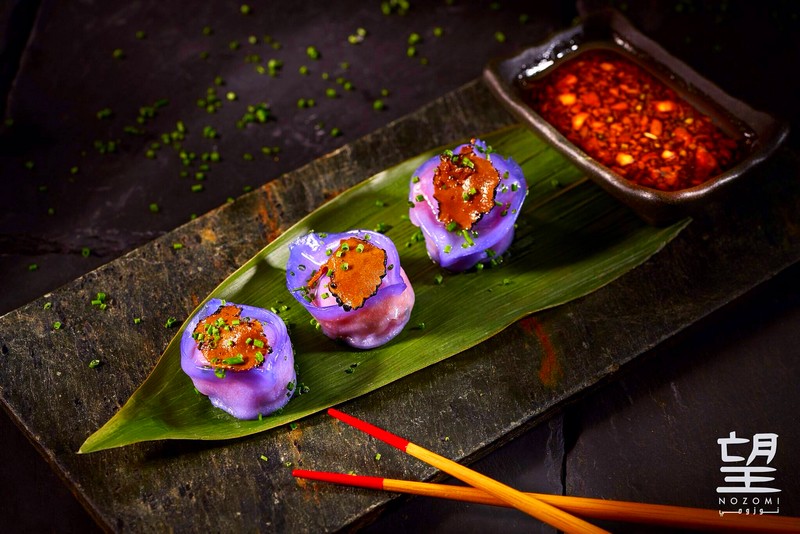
[341,262,349,271]
[81,247,91,257]
[172,243,183,250]
[411,176,420,183]
[306,46,320,59]
[43,302,52,310]
[253,339,265,348]
[53,321,62,330]
[149,203,159,213]
[444,245,452,253]
[494,31,506,43]
[375,453,382,461]
[133,317,142,324]
[373,99,385,111]
[445,221,458,232]
[223,355,245,365]
[28,263,38,271]
[415,194,424,202]
[214,367,226,379]
[88,359,101,368]
[434,273,443,285]
[240,4,251,15]
[260,455,268,462]
[165,317,178,328]
[255,351,264,363]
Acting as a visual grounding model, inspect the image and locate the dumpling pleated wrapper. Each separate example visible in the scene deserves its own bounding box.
[408,138,527,271]
[180,298,296,420]
[286,229,415,349]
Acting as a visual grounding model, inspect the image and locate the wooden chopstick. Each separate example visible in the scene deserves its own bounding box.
[327,408,608,533]
[293,469,800,533]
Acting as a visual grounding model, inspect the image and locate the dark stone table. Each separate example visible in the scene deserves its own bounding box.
[1,1,799,532]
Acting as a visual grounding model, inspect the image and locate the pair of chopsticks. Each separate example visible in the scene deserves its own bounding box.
[293,408,800,533]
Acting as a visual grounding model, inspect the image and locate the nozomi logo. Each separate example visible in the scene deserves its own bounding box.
[717,432,781,516]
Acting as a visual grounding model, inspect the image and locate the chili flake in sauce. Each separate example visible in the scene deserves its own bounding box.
[192,304,270,372]
[306,237,387,311]
[522,49,744,191]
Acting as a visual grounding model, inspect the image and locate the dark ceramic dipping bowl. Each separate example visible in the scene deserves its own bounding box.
[483,9,789,225]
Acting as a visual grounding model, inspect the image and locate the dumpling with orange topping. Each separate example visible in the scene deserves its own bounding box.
[180,299,296,419]
[408,138,527,271]
[286,229,415,349]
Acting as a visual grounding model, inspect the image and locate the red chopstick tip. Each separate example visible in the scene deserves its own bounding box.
[293,469,386,490]
[327,408,410,451]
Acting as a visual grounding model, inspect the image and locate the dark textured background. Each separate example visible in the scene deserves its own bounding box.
[1,1,799,532]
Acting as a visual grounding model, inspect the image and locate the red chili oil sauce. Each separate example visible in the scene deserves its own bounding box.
[520,49,746,191]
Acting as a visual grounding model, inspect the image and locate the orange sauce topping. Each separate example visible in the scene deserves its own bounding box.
[192,304,270,371]
[307,237,387,311]
[432,144,500,230]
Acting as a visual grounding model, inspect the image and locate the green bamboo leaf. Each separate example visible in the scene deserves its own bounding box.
[80,126,688,453]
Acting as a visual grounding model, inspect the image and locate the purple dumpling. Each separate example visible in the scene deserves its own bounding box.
[286,229,415,349]
[180,299,296,419]
[408,138,527,271]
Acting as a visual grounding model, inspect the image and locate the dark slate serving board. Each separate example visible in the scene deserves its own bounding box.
[1,79,799,532]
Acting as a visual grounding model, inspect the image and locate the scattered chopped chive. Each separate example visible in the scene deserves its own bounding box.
[229,40,240,50]
[494,31,506,43]
[380,88,390,97]
[43,302,52,310]
[503,278,512,286]
[415,194,424,202]
[519,13,530,24]
[284,461,293,467]
[375,200,386,207]
[88,359,101,369]
[434,273,443,285]
[306,46,320,59]
[433,26,443,37]
[355,244,365,253]
[70,166,79,175]
[240,4,251,15]
[406,46,416,57]
[330,127,341,137]
[373,99,385,111]
[96,107,113,119]
[444,244,452,253]
[408,32,421,45]
[47,208,55,216]
[214,367,226,379]
[253,339,265,348]
[172,242,183,250]
[135,30,146,39]
[411,176,420,183]
[341,262,349,271]
[511,183,519,192]
[260,455,268,462]
[255,351,264,363]
[53,321,62,330]
[226,91,237,101]
[445,221,458,232]
[112,48,124,60]
[298,65,309,75]
[325,87,338,98]
[375,453,382,460]
[165,317,178,328]
[191,184,204,192]
[412,322,426,330]
[149,203,159,213]
[133,317,142,325]
[28,263,38,271]
[24,160,34,170]
[202,25,213,36]
[243,152,254,161]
